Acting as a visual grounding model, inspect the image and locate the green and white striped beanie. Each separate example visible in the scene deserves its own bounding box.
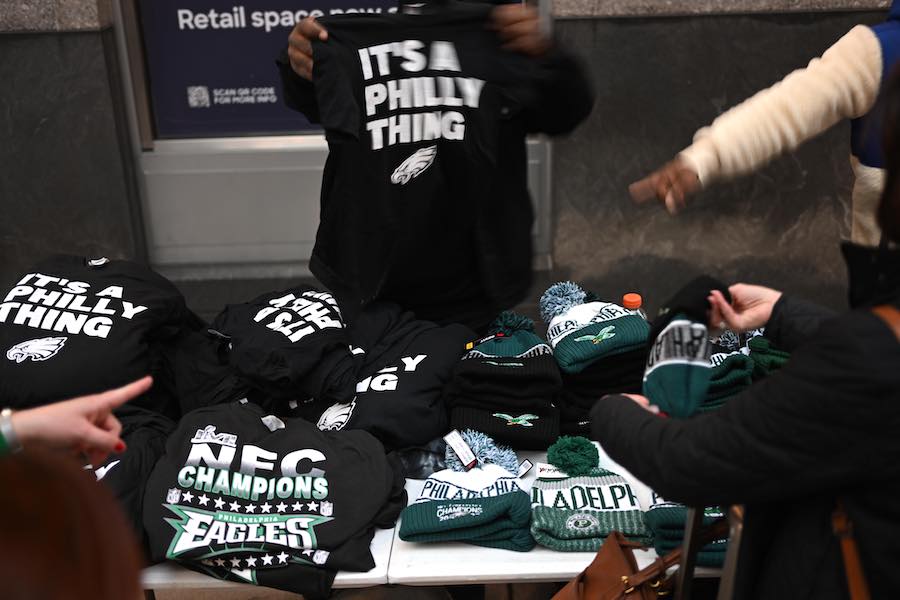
[530,465,651,552]
[540,282,649,374]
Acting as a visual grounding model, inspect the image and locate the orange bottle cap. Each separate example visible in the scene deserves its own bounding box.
[622,293,643,310]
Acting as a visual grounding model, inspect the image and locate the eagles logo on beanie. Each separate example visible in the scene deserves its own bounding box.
[539,282,649,374]
[643,276,730,418]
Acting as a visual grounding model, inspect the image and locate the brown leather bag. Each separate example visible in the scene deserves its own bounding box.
[552,520,729,600]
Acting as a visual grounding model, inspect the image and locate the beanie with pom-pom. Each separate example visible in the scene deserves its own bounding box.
[447,312,562,450]
[540,282,650,374]
[444,429,519,474]
[531,441,650,552]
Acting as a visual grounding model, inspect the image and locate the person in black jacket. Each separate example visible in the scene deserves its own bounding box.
[278,5,593,331]
[590,75,900,598]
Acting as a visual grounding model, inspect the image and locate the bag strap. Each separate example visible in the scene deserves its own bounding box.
[872,304,900,341]
[625,518,730,589]
[833,501,871,600]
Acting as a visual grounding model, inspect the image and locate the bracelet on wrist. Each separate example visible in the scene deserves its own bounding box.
[0,408,23,454]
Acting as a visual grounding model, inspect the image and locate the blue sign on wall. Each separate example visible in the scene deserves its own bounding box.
[137,1,397,138]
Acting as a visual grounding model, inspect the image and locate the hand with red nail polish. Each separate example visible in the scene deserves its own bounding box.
[8,376,152,467]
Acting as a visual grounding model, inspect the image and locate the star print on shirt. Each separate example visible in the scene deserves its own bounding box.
[245,556,258,568]
[245,504,257,513]
[276,502,287,513]
[229,501,241,512]
[292,502,304,512]
[260,502,272,513]
[230,557,242,568]
[262,554,274,566]
[277,552,289,564]
[214,498,225,510]
[181,491,194,503]
[307,501,319,511]
[214,558,226,567]
[198,494,210,506]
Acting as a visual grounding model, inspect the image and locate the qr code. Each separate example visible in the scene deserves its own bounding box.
[186,86,210,108]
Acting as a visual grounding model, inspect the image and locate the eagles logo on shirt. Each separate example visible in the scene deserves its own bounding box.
[6,336,67,363]
[391,145,437,185]
[317,400,356,431]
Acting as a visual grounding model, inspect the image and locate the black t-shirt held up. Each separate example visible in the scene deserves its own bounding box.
[277,3,594,329]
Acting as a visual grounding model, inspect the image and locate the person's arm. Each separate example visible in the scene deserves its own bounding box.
[683,25,881,186]
[491,4,594,136]
[764,295,838,351]
[631,25,881,212]
[708,284,837,352]
[591,315,896,507]
[2,376,152,466]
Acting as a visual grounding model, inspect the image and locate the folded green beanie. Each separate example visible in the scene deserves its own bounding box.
[400,491,535,552]
[748,337,791,379]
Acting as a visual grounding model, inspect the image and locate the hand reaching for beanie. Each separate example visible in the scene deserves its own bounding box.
[708,284,783,333]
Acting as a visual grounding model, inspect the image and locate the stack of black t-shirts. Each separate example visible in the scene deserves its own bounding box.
[156,328,251,415]
[294,301,474,451]
[209,286,357,410]
[447,312,562,449]
[557,348,645,435]
[143,401,407,600]
[0,254,202,418]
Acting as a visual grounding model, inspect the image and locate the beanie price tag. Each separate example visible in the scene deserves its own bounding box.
[444,430,477,470]
[518,460,534,478]
[535,462,569,480]
[465,333,501,350]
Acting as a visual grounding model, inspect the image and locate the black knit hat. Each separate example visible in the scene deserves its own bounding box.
[447,312,562,449]
[450,405,561,450]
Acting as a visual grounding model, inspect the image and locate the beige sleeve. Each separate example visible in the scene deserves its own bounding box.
[679,25,883,187]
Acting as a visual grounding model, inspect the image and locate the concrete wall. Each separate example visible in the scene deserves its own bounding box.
[550,9,886,312]
[0,0,143,289]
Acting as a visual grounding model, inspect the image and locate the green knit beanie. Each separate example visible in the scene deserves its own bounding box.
[642,313,712,418]
[530,467,651,552]
[748,337,791,379]
[643,498,727,567]
[540,282,649,374]
[698,352,755,412]
[400,491,535,552]
[463,312,554,359]
[399,464,535,552]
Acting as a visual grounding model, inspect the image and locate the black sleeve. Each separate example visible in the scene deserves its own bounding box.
[521,45,594,136]
[276,48,322,123]
[764,295,837,352]
[590,313,899,508]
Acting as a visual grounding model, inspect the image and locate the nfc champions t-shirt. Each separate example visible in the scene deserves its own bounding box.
[0,255,194,411]
[143,401,406,598]
[308,3,542,306]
